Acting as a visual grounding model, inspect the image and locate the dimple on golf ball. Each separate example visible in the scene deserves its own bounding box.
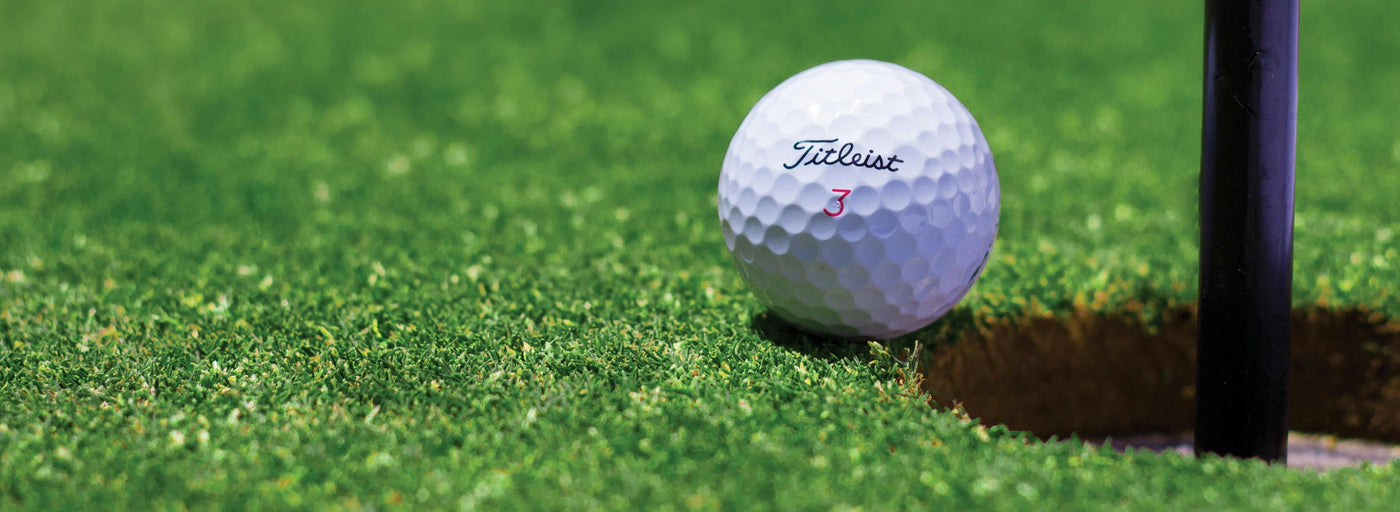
[718,59,1000,339]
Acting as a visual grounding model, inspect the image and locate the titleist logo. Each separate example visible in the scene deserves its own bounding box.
[782,138,904,172]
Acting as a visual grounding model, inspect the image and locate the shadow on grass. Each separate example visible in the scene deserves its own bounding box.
[748,310,874,362]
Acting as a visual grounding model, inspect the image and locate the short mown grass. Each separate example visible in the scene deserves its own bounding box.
[2,0,1399,509]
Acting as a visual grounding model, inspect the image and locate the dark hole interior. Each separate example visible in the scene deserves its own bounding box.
[918,308,1400,443]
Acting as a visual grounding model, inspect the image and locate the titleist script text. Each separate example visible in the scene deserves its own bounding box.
[782,139,904,172]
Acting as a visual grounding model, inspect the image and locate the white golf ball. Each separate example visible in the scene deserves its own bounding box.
[718,60,1000,339]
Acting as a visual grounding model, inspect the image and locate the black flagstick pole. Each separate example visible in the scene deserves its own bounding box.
[1196,0,1299,463]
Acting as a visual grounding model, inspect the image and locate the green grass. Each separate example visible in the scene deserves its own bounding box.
[3,0,1400,509]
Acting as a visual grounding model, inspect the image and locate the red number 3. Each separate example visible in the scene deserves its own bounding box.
[824,188,852,217]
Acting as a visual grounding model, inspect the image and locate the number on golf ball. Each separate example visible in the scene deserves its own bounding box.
[718,59,1000,339]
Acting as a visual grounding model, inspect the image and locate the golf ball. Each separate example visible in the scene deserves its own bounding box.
[718,60,1000,339]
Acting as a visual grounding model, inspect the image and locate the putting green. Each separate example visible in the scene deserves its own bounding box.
[2,0,1398,509]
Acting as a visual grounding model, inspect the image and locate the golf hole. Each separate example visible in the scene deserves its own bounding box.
[916,308,1400,469]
